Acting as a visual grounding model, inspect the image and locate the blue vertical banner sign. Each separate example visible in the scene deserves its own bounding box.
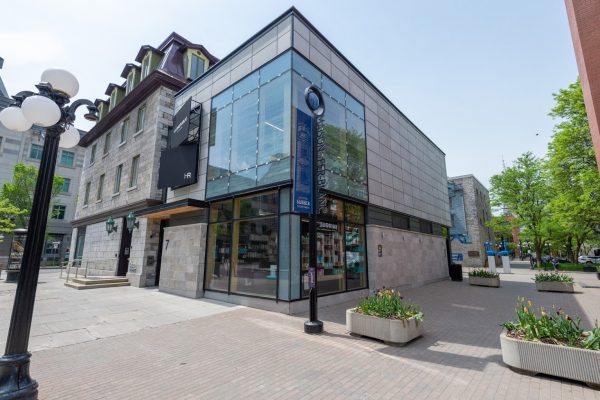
[293,109,313,213]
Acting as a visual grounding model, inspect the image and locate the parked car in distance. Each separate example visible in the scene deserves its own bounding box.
[577,255,600,264]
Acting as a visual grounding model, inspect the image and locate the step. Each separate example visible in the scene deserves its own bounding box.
[70,277,129,285]
[64,281,130,290]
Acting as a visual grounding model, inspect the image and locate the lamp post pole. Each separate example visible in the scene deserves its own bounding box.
[304,85,324,334]
[0,70,97,399]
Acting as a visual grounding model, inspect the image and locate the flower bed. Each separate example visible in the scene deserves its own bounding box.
[468,269,500,287]
[347,289,423,345]
[500,298,600,388]
[533,272,574,292]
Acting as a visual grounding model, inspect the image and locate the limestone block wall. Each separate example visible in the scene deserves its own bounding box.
[127,218,161,287]
[367,225,448,291]
[80,220,121,275]
[159,223,206,298]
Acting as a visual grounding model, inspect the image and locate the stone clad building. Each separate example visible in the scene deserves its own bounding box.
[0,58,85,267]
[136,8,452,313]
[69,34,217,286]
[448,175,493,268]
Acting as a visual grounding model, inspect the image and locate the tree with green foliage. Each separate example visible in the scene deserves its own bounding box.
[489,152,550,268]
[546,79,600,261]
[0,163,64,228]
[0,198,26,242]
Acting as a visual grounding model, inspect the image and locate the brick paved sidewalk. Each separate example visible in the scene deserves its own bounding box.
[27,267,600,399]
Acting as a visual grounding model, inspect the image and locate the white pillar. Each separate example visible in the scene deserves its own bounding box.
[488,255,496,273]
[501,255,511,273]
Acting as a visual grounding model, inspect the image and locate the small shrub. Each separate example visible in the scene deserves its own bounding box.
[533,272,574,283]
[468,269,499,278]
[502,298,599,350]
[355,288,423,321]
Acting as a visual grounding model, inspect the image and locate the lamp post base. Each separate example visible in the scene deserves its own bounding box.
[0,353,38,400]
[304,320,324,334]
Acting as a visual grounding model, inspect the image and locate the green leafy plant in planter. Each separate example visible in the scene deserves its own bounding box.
[533,272,574,283]
[502,298,599,350]
[468,269,500,278]
[355,288,423,321]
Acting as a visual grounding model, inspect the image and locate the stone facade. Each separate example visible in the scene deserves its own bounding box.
[366,225,449,291]
[158,223,206,298]
[448,175,493,268]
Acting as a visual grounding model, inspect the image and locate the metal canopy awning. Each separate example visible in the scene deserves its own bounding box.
[135,198,208,220]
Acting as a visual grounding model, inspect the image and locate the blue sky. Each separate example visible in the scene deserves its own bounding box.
[0,0,578,187]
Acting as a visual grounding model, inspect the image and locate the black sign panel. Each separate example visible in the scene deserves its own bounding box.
[157,143,198,189]
[170,97,192,147]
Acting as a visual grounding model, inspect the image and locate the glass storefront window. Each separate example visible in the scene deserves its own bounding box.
[230,216,278,298]
[206,191,280,299]
[345,224,366,290]
[205,222,232,292]
[231,91,259,173]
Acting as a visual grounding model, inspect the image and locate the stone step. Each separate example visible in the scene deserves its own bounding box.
[64,280,130,290]
[70,277,129,285]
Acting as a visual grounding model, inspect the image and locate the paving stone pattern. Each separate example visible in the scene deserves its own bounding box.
[2,265,600,399]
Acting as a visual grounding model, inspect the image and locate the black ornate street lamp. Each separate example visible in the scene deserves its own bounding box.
[0,69,97,399]
[303,85,324,334]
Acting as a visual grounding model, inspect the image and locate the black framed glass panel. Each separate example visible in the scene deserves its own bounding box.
[205,222,232,292]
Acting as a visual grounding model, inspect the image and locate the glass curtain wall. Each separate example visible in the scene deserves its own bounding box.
[207,52,292,198]
[291,52,368,201]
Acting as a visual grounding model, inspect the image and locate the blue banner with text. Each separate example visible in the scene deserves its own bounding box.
[293,109,313,213]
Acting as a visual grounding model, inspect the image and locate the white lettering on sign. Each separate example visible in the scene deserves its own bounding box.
[174,116,188,135]
[184,172,192,179]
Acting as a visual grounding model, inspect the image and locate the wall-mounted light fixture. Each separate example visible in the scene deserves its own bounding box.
[126,212,139,234]
[106,216,117,235]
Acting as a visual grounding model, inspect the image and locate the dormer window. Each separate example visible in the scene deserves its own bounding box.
[126,71,136,94]
[190,53,205,80]
[141,53,151,79]
[109,91,117,110]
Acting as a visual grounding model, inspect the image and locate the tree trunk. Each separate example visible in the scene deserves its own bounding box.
[565,236,574,263]
[575,241,583,263]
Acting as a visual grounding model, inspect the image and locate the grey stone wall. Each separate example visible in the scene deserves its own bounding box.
[158,223,206,298]
[80,220,121,275]
[448,175,493,268]
[367,225,448,291]
[127,218,161,287]
[74,86,170,221]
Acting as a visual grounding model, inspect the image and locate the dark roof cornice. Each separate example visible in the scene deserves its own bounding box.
[80,70,186,147]
[135,45,164,62]
[104,82,124,96]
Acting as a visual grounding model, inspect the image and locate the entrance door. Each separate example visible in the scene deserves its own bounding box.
[117,217,132,276]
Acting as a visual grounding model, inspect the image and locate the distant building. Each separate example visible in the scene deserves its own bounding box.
[565,1,600,171]
[0,57,86,268]
[448,175,493,268]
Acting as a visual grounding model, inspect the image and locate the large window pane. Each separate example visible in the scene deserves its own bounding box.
[212,88,233,110]
[208,104,232,179]
[260,51,291,85]
[229,168,256,193]
[258,72,291,165]
[235,191,278,219]
[292,52,321,86]
[346,224,367,290]
[230,217,278,298]
[230,91,258,172]
[346,111,367,185]
[210,200,233,222]
[257,159,290,187]
[205,222,232,292]
[233,71,259,100]
[206,177,229,198]
[322,76,345,104]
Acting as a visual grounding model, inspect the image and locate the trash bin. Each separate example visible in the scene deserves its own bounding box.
[449,263,463,281]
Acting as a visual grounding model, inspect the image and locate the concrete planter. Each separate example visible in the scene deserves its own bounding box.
[4,269,19,283]
[346,309,423,345]
[500,332,600,389]
[469,276,500,287]
[535,281,574,293]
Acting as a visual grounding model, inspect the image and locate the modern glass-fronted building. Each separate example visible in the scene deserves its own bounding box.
[138,7,451,312]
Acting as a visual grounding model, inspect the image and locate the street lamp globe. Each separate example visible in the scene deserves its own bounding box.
[0,106,32,132]
[20,95,61,127]
[59,125,81,148]
[41,68,79,98]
